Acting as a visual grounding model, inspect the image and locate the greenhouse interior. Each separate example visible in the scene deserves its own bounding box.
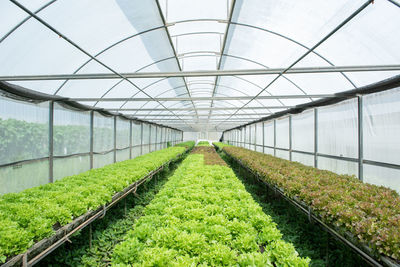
[0,0,400,266]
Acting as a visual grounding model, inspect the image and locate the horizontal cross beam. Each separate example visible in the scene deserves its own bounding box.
[70,94,332,101]
[110,106,292,111]
[134,113,272,117]
[1,64,399,81]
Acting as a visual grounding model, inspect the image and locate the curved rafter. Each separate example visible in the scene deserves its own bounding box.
[1,1,382,131]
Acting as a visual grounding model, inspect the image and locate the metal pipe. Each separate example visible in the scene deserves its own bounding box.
[89,111,94,169]
[113,117,117,163]
[140,123,143,155]
[289,115,292,161]
[358,96,364,181]
[217,0,374,126]
[69,94,333,101]
[314,108,318,168]
[154,0,199,120]
[2,64,397,81]
[110,106,291,111]
[273,120,276,157]
[129,120,132,159]
[48,101,54,183]
[9,0,193,130]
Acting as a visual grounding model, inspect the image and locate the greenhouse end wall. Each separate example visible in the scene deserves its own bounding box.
[0,96,183,195]
[223,87,400,193]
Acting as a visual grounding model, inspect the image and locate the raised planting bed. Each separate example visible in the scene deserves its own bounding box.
[219,145,400,267]
[196,141,211,146]
[112,146,309,266]
[0,144,192,266]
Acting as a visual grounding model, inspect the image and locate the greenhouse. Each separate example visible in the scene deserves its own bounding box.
[0,0,400,266]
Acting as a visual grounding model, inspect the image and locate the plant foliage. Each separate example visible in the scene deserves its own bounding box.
[112,153,309,266]
[0,146,186,263]
[223,146,400,261]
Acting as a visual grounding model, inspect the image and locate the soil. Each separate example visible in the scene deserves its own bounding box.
[190,146,227,166]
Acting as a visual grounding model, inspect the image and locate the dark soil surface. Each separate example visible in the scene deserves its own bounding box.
[191,146,227,166]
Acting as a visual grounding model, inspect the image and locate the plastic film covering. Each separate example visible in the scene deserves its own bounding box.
[318,156,358,177]
[142,123,150,154]
[363,87,400,165]
[116,117,130,162]
[291,110,314,153]
[318,99,358,158]
[0,96,49,194]
[132,121,141,158]
[292,152,314,167]
[93,112,114,168]
[53,103,91,180]
[0,96,49,165]
[53,103,90,156]
[263,121,274,147]
[275,117,289,149]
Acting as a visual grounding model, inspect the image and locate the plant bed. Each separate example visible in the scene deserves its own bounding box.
[38,154,182,266]
[221,146,400,267]
[0,145,190,266]
[112,147,309,266]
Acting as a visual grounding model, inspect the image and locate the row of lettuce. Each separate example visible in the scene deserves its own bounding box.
[0,141,195,263]
[214,142,400,262]
[112,149,309,266]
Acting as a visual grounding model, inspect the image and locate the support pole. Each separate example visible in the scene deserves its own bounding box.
[113,117,117,163]
[140,123,143,155]
[155,126,158,151]
[262,122,265,153]
[49,101,54,183]
[90,111,94,169]
[254,123,257,151]
[149,125,152,152]
[160,127,163,149]
[314,108,318,168]
[358,96,364,181]
[289,115,292,161]
[129,120,132,159]
[273,120,277,157]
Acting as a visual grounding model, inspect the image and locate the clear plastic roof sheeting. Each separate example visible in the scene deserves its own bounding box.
[1,0,400,131]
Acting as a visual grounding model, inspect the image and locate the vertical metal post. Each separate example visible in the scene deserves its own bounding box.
[140,123,143,155]
[254,124,257,151]
[289,115,292,161]
[358,96,363,181]
[129,120,132,159]
[314,108,318,168]
[113,117,117,163]
[273,120,277,157]
[155,126,158,151]
[149,125,152,152]
[262,122,265,153]
[89,111,94,169]
[49,101,54,183]
[160,127,164,149]
[245,126,247,148]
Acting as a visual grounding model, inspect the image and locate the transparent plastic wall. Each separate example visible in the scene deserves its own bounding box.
[53,103,90,180]
[0,96,49,194]
[132,121,142,158]
[116,117,130,162]
[0,96,181,194]
[223,87,400,193]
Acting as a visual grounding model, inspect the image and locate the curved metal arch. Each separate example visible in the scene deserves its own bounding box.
[117,79,277,116]
[170,31,224,38]
[128,83,277,119]
[54,25,167,95]
[53,18,357,97]
[114,53,311,113]
[139,91,262,120]
[0,0,57,44]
